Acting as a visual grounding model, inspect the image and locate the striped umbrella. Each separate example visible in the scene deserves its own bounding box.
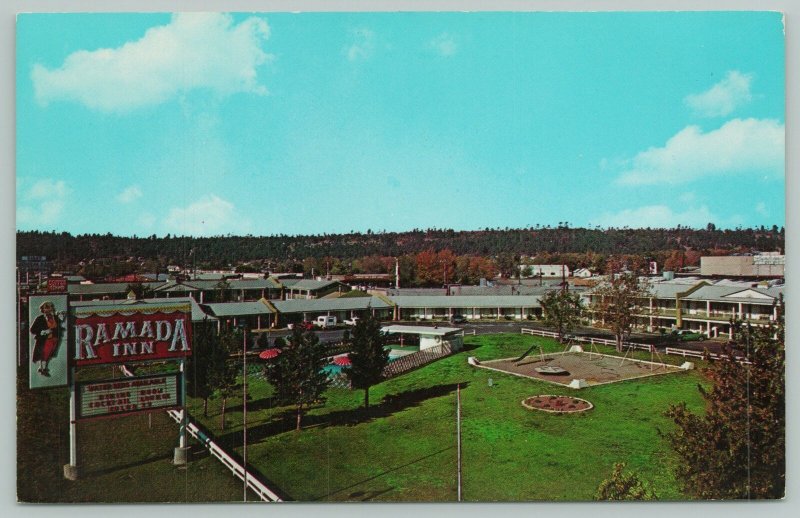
[332,355,351,367]
[259,348,282,360]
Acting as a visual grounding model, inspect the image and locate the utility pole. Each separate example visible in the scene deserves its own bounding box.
[457,383,462,502]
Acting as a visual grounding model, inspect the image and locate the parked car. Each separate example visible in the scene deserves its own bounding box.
[450,315,467,324]
[288,320,314,331]
[671,329,707,342]
[343,317,360,326]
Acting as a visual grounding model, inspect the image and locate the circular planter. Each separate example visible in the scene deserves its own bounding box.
[522,395,593,414]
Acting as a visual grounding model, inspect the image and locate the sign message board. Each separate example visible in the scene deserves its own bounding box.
[76,373,182,420]
[72,302,193,366]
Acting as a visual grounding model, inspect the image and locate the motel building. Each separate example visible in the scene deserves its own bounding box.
[201,299,276,332]
[271,296,394,327]
[279,279,350,299]
[154,278,283,303]
[585,278,783,339]
[387,295,542,321]
[380,325,464,352]
[670,282,782,338]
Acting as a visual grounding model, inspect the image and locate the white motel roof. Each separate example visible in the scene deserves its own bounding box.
[202,301,274,317]
[381,325,462,336]
[387,295,541,308]
[272,296,393,314]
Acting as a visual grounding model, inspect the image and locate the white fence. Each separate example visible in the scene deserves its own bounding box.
[664,347,750,363]
[167,410,282,502]
[519,328,752,364]
[520,328,654,353]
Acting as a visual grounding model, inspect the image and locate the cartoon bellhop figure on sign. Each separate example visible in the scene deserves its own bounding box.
[28,295,69,389]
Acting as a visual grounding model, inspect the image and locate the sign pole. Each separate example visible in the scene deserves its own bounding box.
[173,359,189,466]
[64,367,78,480]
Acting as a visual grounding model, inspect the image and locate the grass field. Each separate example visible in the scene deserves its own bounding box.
[188,333,708,502]
[16,366,254,503]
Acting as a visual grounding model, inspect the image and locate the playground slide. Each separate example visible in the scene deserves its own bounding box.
[514,345,540,364]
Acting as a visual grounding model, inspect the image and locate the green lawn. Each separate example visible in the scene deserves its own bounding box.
[16,366,254,503]
[189,334,708,502]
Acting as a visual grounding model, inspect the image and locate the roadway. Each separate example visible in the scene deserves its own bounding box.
[250,321,728,354]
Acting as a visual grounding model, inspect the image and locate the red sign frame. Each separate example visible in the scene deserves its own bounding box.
[73,307,192,366]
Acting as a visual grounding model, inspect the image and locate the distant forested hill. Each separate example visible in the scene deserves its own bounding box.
[17,225,784,274]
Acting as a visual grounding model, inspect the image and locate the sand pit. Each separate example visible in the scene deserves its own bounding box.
[476,351,684,388]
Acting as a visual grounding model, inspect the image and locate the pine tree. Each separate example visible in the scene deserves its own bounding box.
[265,327,330,431]
[185,319,215,417]
[663,299,785,499]
[346,315,389,409]
[209,328,241,431]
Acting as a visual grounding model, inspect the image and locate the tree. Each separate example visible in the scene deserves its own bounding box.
[495,252,517,279]
[663,300,785,499]
[185,320,216,417]
[539,289,583,343]
[209,328,241,431]
[265,327,330,431]
[345,315,389,409]
[595,463,658,501]
[214,279,232,302]
[590,273,651,352]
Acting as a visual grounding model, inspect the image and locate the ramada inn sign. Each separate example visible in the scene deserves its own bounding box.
[73,308,192,365]
[28,300,195,480]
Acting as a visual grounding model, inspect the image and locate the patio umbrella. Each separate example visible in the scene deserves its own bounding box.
[332,355,351,367]
[259,348,282,360]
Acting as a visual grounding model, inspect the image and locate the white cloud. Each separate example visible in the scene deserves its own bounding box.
[163,194,251,236]
[32,13,272,112]
[429,33,458,57]
[592,204,716,229]
[755,201,769,217]
[345,28,376,62]
[684,71,753,117]
[614,118,784,185]
[17,178,71,227]
[117,185,143,204]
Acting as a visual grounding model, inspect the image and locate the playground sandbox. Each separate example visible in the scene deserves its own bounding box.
[477,351,684,388]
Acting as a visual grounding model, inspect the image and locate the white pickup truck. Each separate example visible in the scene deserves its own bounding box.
[315,316,337,328]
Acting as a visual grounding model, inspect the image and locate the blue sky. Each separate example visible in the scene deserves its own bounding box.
[16,12,785,237]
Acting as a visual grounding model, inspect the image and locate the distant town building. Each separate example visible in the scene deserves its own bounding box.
[700,254,785,278]
[520,264,570,278]
[18,255,52,283]
[573,268,593,278]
